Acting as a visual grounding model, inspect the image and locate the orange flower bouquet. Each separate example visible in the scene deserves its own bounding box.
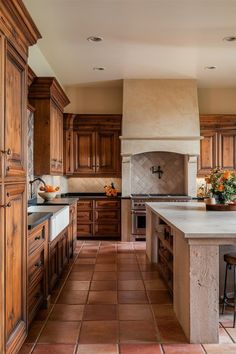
[205,168,236,204]
[104,182,117,197]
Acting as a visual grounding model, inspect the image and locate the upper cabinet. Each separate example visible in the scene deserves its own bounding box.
[29,77,70,176]
[198,115,236,176]
[64,114,122,177]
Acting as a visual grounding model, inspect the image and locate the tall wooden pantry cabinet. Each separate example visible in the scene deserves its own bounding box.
[0,2,40,353]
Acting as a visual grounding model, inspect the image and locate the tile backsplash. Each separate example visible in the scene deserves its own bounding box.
[131,152,185,195]
[68,178,121,193]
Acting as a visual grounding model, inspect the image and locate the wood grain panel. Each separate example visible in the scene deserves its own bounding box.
[5,43,26,180]
[73,131,95,174]
[95,210,120,222]
[218,132,236,170]
[96,131,120,175]
[5,183,26,351]
[95,199,120,209]
[94,223,120,237]
[198,131,217,176]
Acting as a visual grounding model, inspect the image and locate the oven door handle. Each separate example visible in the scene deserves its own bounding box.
[131,210,146,214]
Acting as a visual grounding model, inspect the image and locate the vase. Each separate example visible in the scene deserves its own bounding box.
[214,194,228,204]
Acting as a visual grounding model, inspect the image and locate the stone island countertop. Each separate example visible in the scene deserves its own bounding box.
[146,201,236,238]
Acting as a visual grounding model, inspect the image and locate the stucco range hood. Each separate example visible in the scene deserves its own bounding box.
[120,79,201,197]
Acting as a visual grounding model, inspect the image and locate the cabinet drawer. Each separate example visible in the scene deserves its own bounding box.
[95,199,120,209]
[28,245,45,285]
[77,210,93,222]
[95,210,120,222]
[28,221,47,254]
[77,223,93,237]
[94,223,120,237]
[77,200,93,209]
[28,274,44,324]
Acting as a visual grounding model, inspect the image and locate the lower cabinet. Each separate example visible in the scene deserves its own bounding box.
[28,220,49,325]
[68,201,77,257]
[49,227,69,293]
[77,198,121,238]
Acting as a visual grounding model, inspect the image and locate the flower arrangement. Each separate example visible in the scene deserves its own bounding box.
[104,182,117,197]
[205,168,236,204]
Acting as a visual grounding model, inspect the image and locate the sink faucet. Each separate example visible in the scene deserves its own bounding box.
[29,177,47,199]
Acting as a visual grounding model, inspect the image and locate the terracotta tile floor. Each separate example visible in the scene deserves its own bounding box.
[19,241,236,354]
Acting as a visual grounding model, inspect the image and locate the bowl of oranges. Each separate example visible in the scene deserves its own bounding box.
[38,185,60,201]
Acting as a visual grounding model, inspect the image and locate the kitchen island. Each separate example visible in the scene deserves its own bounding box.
[146,201,236,344]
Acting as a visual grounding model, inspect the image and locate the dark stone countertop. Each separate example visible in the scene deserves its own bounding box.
[28,197,79,206]
[28,212,53,230]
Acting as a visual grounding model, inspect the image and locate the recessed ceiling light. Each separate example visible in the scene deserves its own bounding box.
[223,36,236,42]
[93,67,105,71]
[87,36,103,43]
[204,66,217,70]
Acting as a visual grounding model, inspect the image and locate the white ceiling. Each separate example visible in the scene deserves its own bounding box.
[23,0,236,88]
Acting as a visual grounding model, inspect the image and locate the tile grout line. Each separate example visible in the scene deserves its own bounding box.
[74,240,101,353]
[29,240,85,353]
[135,242,162,345]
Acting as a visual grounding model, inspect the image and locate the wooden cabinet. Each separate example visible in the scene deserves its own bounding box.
[4,43,27,181]
[0,3,40,353]
[5,184,27,353]
[68,202,77,257]
[49,227,69,292]
[29,77,70,176]
[198,131,218,176]
[28,221,49,325]
[77,198,121,238]
[64,114,122,177]
[73,131,95,174]
[198,115,236,176]
[218,131,236,170]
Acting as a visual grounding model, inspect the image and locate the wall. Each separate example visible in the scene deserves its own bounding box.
[28,45,57,77]
[64,85,123,114]
[198,88,236,114]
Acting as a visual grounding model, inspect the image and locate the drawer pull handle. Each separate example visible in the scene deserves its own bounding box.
[34,292,41,299]
[35,236,41,241]
[35,261,42,268]
[1,148,11,156]
[0,202,11,208]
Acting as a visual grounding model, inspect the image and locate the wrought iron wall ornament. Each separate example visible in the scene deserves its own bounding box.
[150,165,163,179]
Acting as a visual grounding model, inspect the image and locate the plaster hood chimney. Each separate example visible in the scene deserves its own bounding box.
[120,79,201,197]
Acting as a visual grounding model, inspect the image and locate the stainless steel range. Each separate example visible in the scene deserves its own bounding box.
[131,194,191,240]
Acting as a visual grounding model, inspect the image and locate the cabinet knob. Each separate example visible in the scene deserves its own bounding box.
[34,261,42,268]
[35,236,41,241]
[0,202,11,208]
[1,148,11,156]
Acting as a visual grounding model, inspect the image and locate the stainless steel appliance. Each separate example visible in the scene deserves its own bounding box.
[131,194,191,241]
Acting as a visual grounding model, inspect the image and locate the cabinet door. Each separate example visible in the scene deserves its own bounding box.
[0,35,4,184]
[49,242,58,292]
[58,112,64,172]
[4,43,27,181]
[96,131,120,175]
[73,131,96,174]
[0,185,4,353]
[198,131,218,176]
[218,131,236,170]
[50,102,60,174]
[64,130,74,175]
[5,183,27,353]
